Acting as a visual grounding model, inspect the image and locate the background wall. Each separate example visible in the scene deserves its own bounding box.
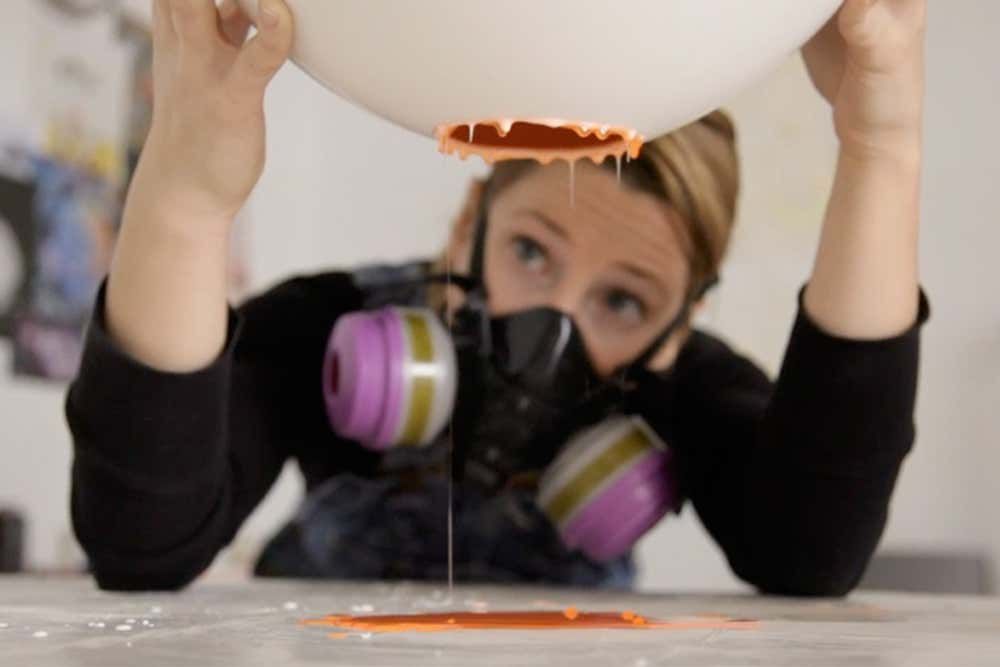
[0,1,997,591]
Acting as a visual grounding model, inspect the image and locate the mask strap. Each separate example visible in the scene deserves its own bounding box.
[469,197,489,294]
[627,275,719,373]
[356,271,479,295]
[424,273,479,291]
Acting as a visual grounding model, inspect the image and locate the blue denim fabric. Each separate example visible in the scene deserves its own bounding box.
[256,469,635,588]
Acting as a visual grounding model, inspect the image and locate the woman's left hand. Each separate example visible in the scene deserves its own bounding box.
[802,0,926,155]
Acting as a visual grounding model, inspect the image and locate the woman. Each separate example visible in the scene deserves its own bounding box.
[67,0,928,594]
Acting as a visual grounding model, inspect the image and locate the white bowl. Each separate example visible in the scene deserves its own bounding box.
[238,0,840,159]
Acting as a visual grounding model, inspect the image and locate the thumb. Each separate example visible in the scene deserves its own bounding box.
[229,0,294,96]
[838,0,882,48]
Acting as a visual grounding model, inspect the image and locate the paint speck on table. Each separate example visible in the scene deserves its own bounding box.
[283,602,299,611]
[0,622,8,629]
[32,630,48,638]
[350,604,375,614]
[115,624,132,632]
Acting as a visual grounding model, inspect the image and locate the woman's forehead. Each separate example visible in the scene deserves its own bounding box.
[492,161,690,280]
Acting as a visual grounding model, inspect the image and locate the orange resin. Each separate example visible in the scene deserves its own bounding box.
[303,610,759,636]
[435,119,645,165]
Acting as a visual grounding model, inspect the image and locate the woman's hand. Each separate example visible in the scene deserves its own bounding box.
[106,0,294,372]
[802,0,926,156]
[138,0,293,221]
[799,0,926,340]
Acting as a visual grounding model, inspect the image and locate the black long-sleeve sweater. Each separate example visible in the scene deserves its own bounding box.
[65,266,928,594]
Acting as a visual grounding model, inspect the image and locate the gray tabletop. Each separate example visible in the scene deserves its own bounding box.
[2,576,999,666]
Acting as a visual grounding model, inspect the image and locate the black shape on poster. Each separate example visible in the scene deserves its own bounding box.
[0,174,37,338]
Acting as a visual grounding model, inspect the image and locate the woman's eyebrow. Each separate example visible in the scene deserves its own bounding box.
[514,208,569,239]
[614,261,669,292]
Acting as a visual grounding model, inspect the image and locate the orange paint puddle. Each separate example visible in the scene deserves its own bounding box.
[304,609,759,636]
[435,119,645,165]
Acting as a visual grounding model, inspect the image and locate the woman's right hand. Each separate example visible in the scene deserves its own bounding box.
[135,0,294,222]
[104,0,294,373]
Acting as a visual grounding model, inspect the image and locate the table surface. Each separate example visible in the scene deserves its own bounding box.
[2,576,999,666]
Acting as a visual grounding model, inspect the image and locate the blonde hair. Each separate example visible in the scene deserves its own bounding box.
[438,109,740,305]
[636,109,740,299]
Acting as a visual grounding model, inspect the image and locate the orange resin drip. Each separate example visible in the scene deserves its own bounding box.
[435,119,644,165]
[303,610,759,635]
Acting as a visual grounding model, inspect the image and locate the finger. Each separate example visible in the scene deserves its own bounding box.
[838,0,883,48]
[884,0,927,26]
[168,0,221,51]
[804,9,844,57]
[218,0,253,47]
[230,0,293,95]
[800,23,846,102]
[152,0,176,45]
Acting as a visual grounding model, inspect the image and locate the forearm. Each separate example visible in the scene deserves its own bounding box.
[804,137,923,339]
[105,0,293,373]
[67,302,236,590]
[676,289,925,597]
[106,156,233,373]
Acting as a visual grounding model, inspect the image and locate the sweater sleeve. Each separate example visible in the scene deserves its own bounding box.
[66,272,365,591]
[640,288,930,597]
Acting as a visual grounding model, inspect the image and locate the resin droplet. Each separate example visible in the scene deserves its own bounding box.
[569,160,576,207]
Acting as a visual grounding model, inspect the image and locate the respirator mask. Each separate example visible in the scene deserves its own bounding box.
[321,204,712,561]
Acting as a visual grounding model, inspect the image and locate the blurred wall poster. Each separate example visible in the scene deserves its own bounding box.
[0,2,250,381]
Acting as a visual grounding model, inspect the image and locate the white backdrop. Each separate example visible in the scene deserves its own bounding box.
[0,0,997,592]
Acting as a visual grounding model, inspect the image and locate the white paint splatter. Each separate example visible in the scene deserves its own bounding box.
[0,622,8,629]
[360,632,373,640]
[282,602,299,611]
[115,625,132,632]
[32,631,48,638]
[87,621,106,629]
[634,659,649,667]
[350,604,374,614]
[141,620,153,627]
[126,619,136,624]
[150,606,162,614]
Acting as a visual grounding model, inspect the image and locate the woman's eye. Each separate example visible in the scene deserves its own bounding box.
[513,236,548,270]
[605,289,646,324]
